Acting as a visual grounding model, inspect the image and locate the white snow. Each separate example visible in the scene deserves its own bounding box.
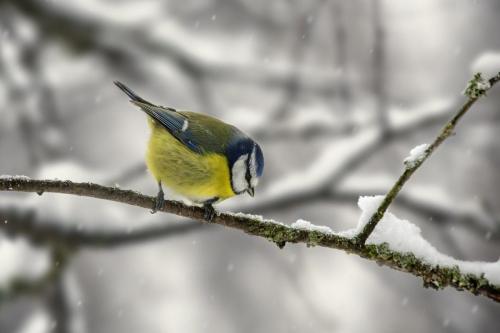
[230,212,284,226]
[36,160,103,182]
[352,196,500,285]
[0,175,31,180]
[403,143,429,168]
[280,195,500,286]
[339,174,495,229]
[471,52,500,78]
[334,196,385,238]
[477,80,491,91]
[291,219,333,234]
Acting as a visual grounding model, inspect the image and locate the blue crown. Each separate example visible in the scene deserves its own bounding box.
[226,137,264,177]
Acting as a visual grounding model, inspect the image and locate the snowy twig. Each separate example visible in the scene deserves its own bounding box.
[1,177,500,302]
[354,72,500,245]
[331,189,500,241]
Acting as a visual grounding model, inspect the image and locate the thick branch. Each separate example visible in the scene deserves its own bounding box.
[1,177,500,302]
[355,73,500,245]
[0,104,454,249]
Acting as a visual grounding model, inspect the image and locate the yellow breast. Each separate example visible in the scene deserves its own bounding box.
[145,121,235,202]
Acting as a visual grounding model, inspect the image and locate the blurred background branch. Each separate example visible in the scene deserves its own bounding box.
[0,205,206,249]
[1,0,500,332]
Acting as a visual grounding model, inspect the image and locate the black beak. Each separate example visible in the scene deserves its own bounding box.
[247,187,255,197]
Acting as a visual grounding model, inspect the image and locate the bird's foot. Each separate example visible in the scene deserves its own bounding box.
[203,203,217,222]
[151,185,165,214]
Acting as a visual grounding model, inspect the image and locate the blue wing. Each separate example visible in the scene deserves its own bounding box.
[114,81,202,153]
[134,101,202,153]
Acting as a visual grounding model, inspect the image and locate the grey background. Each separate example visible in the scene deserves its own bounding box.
[0,0,499,332]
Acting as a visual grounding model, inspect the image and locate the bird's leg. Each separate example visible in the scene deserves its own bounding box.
[151,181,165,214]
[203,204,216,222]
[202,198,219,222]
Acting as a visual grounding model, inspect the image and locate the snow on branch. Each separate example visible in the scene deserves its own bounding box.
[1,73,500,303]
[354,72,500,245]
[471,52,500,79]
[336,176,499,241]
[1,176,500,303]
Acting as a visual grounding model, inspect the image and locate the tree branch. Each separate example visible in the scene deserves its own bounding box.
[2,100,449,250]
[1,176,500,302]
[0,243,70,303]
[232,102,453,214]
[355,72,500,245]
[0,205,206,249]
[1,73,500,303]
[333,187,500,241]
[7,0,340,94]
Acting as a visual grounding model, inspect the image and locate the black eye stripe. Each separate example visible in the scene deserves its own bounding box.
[245,158,251,185]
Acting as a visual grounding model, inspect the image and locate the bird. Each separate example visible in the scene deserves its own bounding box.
[114,81,264,221]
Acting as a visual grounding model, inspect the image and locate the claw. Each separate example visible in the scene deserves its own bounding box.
[203,203,217,222]
[275,241,286,249]
[151,182,165,214]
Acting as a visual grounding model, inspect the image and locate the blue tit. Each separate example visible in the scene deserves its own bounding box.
[114,81,264,220]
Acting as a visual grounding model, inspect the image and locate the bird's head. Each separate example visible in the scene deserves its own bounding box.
[226,137,264,197]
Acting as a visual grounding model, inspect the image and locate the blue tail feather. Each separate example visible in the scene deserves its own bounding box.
[113,81,154,106]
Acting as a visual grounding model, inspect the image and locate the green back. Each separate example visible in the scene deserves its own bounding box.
[129,98,245,155]
[179,111,243,154]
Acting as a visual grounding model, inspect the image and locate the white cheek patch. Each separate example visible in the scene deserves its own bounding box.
[231,154,248,193]
[249,145,259,188]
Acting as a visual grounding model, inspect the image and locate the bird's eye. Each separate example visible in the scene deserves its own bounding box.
[245,162,251,186]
